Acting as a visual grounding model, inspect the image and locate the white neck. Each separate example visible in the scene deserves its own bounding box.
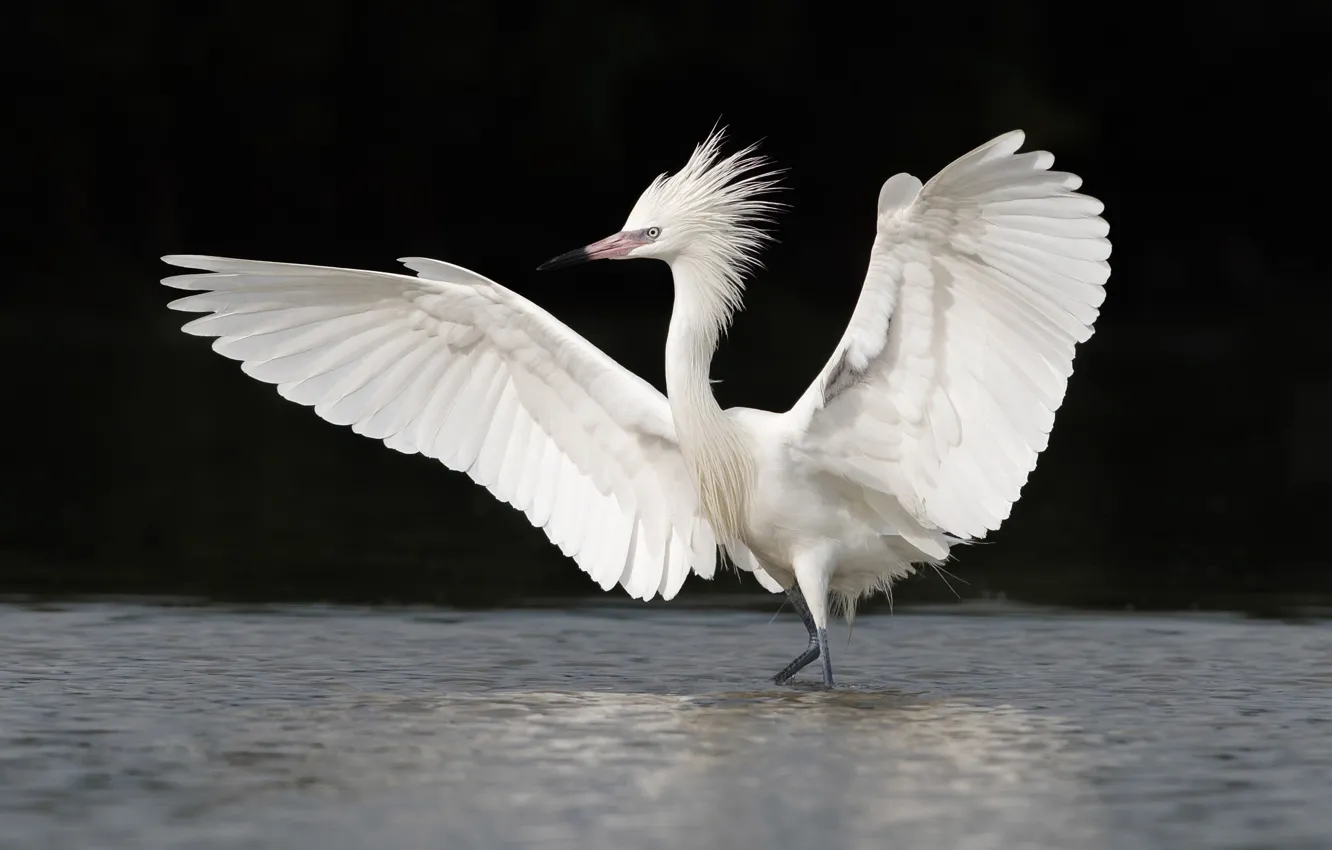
[664,257,756,545]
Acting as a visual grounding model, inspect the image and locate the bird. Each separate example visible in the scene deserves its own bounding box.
[161,127,1110,687]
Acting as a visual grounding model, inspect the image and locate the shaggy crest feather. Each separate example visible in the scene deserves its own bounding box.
[625,127,785,334]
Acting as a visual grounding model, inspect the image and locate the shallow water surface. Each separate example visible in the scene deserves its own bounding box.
[2,601,1330,849]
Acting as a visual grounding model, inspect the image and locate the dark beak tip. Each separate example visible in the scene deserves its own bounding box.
[537,246,591,272]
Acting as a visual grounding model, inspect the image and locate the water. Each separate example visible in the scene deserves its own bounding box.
[2,600,1330,850]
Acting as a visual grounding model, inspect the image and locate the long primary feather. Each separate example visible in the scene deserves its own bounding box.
[787,130,1111,543]
[163,254,789,599]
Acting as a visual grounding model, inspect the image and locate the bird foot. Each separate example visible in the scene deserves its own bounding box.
[772,638,819,685]
[772,628,835,687]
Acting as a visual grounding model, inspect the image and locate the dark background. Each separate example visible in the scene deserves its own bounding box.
[6,1,1329,612]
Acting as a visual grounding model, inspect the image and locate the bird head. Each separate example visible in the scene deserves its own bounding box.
[538,128,784,281]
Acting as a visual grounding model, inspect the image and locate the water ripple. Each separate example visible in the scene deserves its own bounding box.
[2,602,1329,849]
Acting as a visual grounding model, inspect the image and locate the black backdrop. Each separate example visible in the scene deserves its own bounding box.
[6,1,1330,611]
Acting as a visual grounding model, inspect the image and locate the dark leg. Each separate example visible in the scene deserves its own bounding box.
[772,585,820,685]
[818,627,833,687]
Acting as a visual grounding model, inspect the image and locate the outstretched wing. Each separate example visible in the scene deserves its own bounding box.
[163,254,735,600]
[785,130,1111,550]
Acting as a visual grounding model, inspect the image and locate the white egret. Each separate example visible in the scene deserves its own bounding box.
[162,128,1110,686]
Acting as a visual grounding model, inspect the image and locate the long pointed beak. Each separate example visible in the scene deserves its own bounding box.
[537,231,641,271]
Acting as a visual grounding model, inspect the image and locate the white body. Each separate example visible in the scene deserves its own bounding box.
[728,406,926,607]
[163,129,1110,639]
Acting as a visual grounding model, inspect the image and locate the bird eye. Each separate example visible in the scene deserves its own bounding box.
[646,227,661,239]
